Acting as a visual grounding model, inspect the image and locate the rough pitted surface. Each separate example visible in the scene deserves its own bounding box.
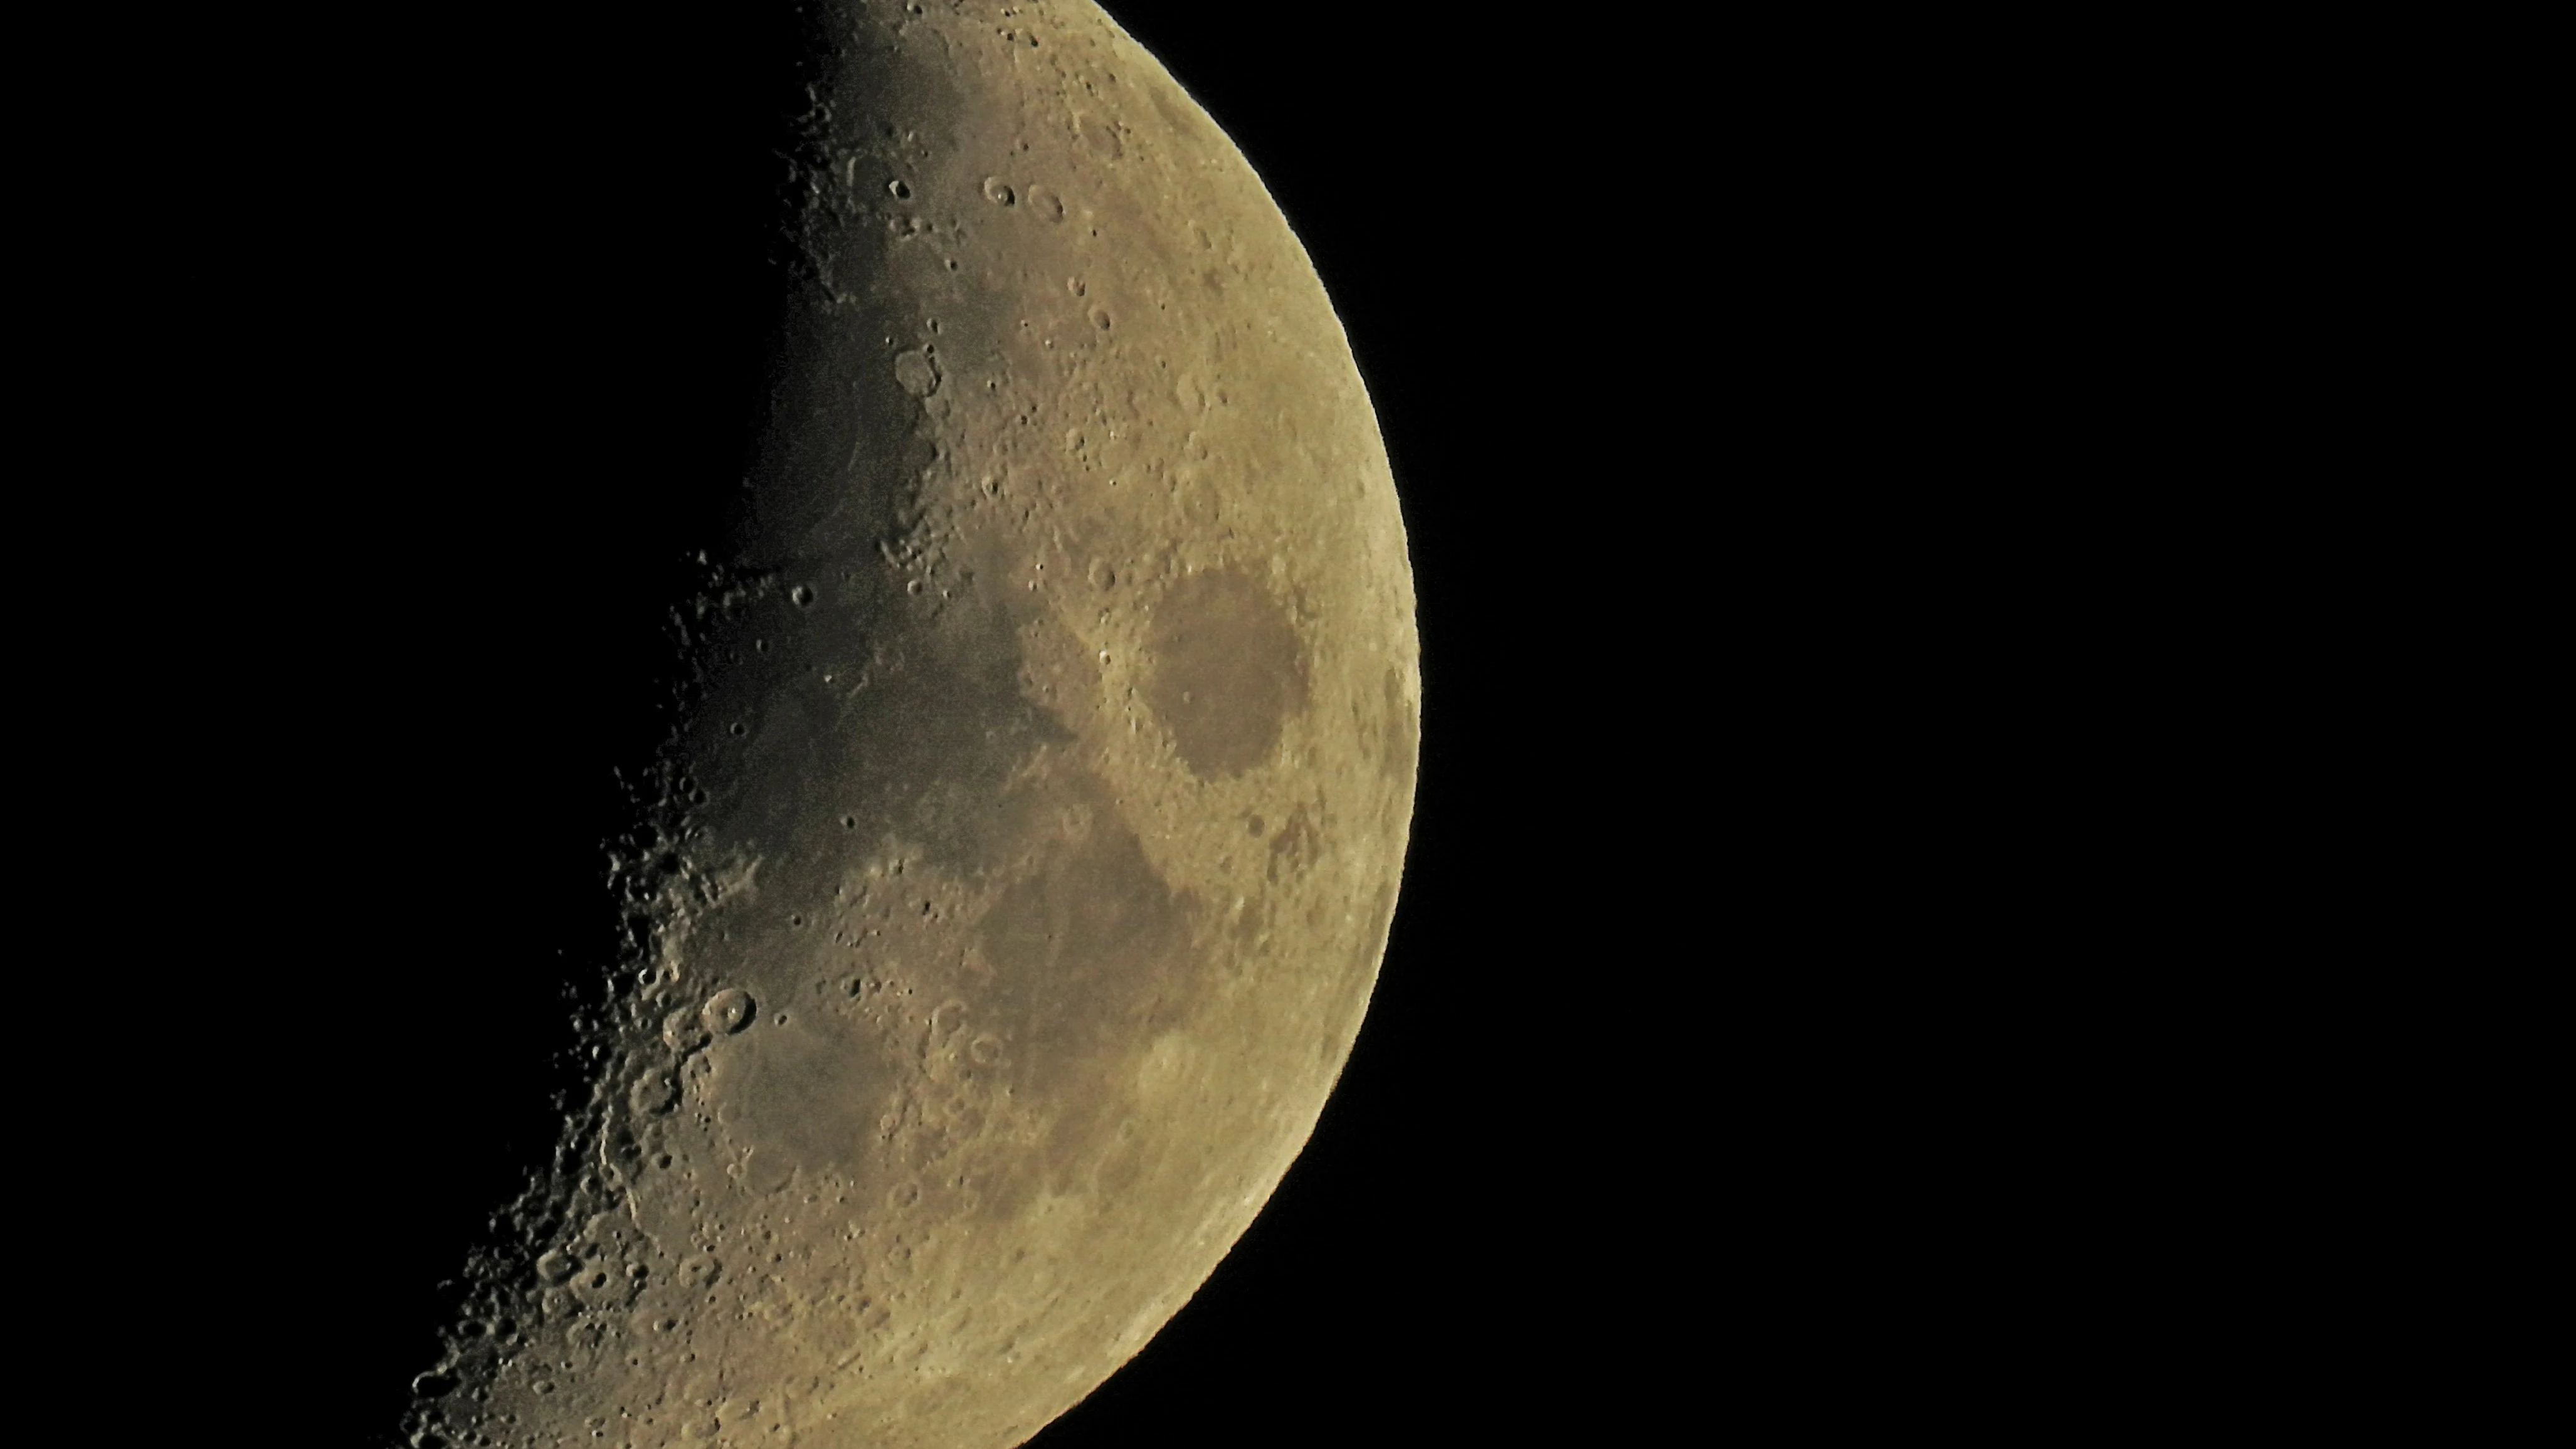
[401,4,1416,1447]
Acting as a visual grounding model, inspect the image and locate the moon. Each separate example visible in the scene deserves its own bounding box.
[402,3,1416,1446]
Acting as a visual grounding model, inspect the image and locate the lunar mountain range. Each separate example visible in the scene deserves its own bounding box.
[401,4,1416,1446]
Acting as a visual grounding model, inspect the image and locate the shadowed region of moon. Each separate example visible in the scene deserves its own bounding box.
[401,4,1415,1447]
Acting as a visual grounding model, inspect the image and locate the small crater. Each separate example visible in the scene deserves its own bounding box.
[887,179,912,199]
[534,1250,578,1285]
[1074,112,1124,162]
[894,349,940,398]
[1025,184,1066,221]
[630,1071,679,1117]
[571,1260,640,1310]
[982,176,1015,205]
[740,1147,794,1194]
[703,988,757,1035]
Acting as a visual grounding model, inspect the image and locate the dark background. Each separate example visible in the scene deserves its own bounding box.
[68,6,2515,1441]
[232,5,1696,1444]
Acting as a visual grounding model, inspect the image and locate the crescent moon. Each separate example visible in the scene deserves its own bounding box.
[403,4,1416,1446]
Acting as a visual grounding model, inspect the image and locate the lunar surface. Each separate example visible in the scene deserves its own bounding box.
[401,4,1415,1447]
